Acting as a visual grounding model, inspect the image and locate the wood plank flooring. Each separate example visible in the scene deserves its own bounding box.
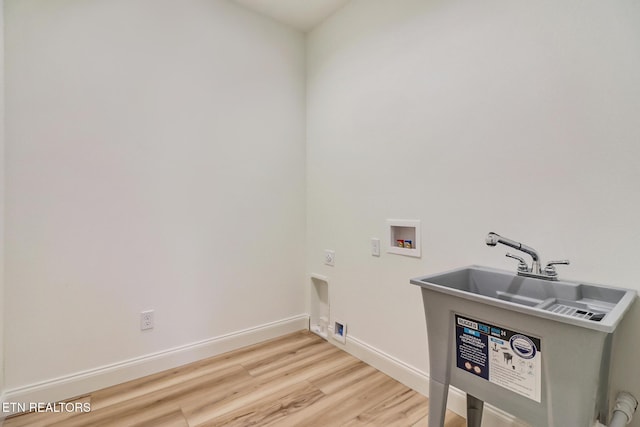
[3,330,466,427]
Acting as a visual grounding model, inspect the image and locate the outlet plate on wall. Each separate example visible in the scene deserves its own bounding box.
[141,310,154,331]
[324,250,335,266]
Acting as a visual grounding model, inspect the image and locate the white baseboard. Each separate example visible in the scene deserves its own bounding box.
[332,330,527,427]
[1,314,309,415]
[3,316,529,425]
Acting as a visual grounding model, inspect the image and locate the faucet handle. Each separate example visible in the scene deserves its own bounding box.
[544,260,570,277]
[506,253,529,273]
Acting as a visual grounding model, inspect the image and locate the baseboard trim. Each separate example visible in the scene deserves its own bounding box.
[2,314,309,413]
[334,331,526,427]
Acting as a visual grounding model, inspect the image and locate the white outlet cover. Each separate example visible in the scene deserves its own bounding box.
[141,310,154,330]
[324,250,335,266]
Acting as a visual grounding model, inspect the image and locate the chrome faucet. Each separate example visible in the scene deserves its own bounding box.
[486,232,542,274]
[486,232,569,280]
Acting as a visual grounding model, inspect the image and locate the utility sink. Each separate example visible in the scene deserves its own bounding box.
[411,265,636,333]
[411,265,637,427]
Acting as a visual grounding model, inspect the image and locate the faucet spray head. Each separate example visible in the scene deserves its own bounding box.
[486,232,499,246]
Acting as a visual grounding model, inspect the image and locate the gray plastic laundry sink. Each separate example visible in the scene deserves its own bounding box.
[411,265,637,426]
[411,265,635,333]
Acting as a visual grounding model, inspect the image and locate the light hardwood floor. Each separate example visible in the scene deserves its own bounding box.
[3,330,466,427]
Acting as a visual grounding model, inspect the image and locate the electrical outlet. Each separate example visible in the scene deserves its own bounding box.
[324,250,335,266]
[141,310,154,331]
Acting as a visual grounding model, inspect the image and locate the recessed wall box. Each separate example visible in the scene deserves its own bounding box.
[387,219,421,258]
[333,320,347,344]
[310,274,330,339]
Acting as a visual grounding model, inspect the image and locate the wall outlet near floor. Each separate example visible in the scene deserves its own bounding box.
[140,310,154,330]
[333,320,347,344]
[324,250,335,266]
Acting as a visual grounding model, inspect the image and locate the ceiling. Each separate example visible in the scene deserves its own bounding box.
[233,0,351,32]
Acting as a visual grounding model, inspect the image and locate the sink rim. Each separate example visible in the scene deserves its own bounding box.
[411,264,637,333]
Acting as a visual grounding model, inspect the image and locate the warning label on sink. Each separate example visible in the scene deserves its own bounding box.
[455,314,542,402]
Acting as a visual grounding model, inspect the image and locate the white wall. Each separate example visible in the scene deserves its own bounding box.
[4,0,640,423]
[4,0,306,394]
[307,0,640,424]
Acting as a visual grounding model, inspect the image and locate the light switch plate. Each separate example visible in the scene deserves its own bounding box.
[371,238,380,256]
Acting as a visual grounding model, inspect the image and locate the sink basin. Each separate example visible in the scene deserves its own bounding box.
[411,265,637,427]
[410,265,636,333]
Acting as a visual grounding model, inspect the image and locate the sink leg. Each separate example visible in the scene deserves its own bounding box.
[466,394,484,427]
[429,380,449,427]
